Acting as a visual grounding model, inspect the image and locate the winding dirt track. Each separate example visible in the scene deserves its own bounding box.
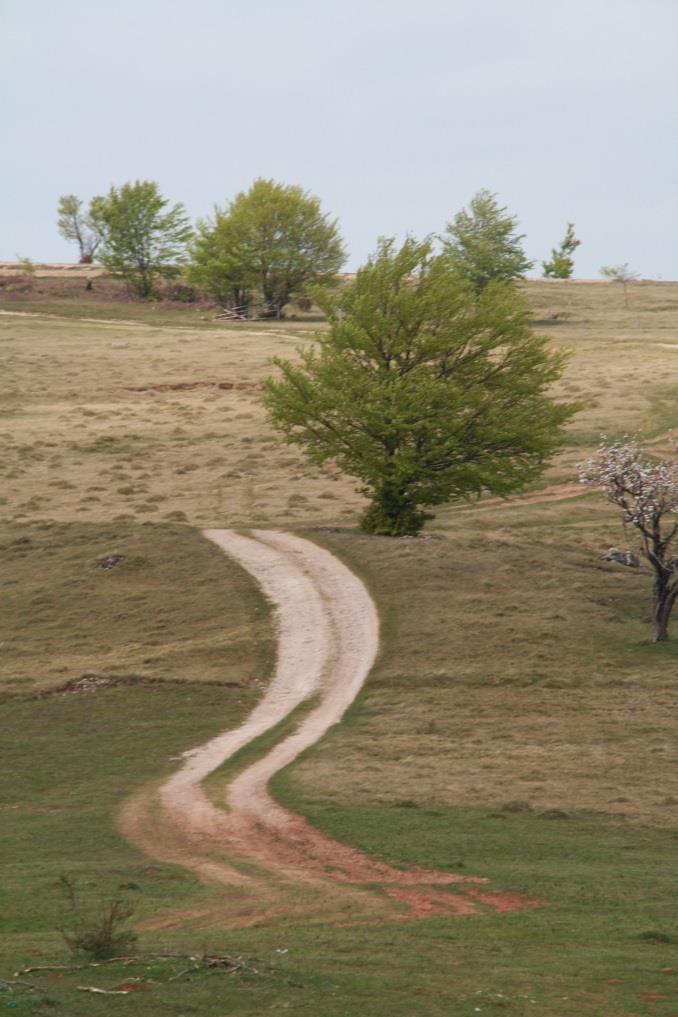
[120,529,539,922]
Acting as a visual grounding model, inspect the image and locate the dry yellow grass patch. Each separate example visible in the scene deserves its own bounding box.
[0,314,364,528]
[290,494,678,828]
[1,280,677,532]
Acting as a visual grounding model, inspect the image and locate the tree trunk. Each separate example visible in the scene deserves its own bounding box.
[137,272,152,299]
[653,604,670,642]
[652,591,675,643]
[651,574,676,642]
[360,484,432,537]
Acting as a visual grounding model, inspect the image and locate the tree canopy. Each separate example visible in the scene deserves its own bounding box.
[441,189,533,293]
[264,237,575,536]
[189,178,346,316]
[542,223,580,279]
[189,212,251,311]
[89,181,192,297]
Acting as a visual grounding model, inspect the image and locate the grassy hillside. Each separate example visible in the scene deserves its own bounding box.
[1,280,677,1015]
[284,501,678,827]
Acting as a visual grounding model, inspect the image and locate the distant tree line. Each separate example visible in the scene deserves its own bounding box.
[57,179,347,312]
[57,181,594,312]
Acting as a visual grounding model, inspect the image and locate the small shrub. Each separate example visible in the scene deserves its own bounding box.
[58,875,138,960]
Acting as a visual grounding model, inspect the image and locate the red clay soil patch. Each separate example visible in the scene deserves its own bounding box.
[176,807,542,918]
[126,380,261,393]
[197,803,491,888]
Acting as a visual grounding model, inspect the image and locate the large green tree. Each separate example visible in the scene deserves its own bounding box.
[189,178,346,316]
[441,189,533,293]
[264,238,576,536]
[89,181,192,297]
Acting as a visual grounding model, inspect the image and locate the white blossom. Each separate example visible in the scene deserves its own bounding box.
[578,437,678,534]
[579,435,678,641]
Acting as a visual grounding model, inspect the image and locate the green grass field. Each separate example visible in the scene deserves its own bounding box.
[1,279,677,1015]
[2,681,676,1015]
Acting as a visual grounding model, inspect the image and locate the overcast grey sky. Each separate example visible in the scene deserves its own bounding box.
[3,0,677,277]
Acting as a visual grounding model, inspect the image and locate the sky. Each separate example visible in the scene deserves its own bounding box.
[3,0,677,278]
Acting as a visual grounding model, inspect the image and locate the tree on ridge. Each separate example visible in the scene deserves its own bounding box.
[89,181,192,298]
[542,223,580,279]
[441,189,533,293]
[189,179,346,317]
[57,195,102,264]
[599,263,639,309]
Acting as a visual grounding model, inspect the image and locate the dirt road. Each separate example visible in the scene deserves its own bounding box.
[120,529,538,922]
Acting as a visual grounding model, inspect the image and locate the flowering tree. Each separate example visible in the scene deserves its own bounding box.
[580,439,678,642]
